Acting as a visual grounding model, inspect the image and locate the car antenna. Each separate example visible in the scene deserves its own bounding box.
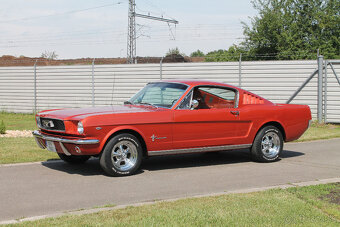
[111,73,116,106]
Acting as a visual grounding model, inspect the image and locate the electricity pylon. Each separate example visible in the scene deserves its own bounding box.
[127,0,178,64]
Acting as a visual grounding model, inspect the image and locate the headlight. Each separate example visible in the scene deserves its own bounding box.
[36,116,41,128]
[77,121,84,134]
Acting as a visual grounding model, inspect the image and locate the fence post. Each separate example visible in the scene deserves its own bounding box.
[33,60,38,114]
[324,60,328,123]
[92,58,95,107]
[317,55,324,123]
[239,53,242,87]
[160,57,164,80]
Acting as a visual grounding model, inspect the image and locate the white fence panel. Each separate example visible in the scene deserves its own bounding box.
[325,62,340,123]
[0,60,339,123]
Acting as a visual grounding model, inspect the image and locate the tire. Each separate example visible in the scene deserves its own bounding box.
[251,126,283,162]
[100,133,143,177]
[58,153,90,164]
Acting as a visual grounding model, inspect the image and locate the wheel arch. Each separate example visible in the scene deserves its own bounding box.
[101,128,148,157]
[256,121,286,142]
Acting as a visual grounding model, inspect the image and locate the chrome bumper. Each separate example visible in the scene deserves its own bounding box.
[32,130,99,156]
[32,130,99,145]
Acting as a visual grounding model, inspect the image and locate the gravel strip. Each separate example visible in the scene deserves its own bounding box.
[0,130,33,138]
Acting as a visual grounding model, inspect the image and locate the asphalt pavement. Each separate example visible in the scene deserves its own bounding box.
[0,138,339,222]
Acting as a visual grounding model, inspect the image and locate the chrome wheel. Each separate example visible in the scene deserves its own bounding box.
[261,132,280,159]
[111,140,138,172]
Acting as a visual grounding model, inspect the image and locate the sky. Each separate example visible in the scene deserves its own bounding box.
[0,0,257,59]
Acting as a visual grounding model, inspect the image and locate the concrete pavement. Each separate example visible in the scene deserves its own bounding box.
[0,139,339,222]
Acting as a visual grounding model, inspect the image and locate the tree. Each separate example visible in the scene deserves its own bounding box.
[41,51,58,60]
[205,45,246,62]
[165,47,185,57]
[242,0,340,60]
[190,50,205,57]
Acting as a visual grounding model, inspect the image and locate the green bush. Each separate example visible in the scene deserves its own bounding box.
[0,120,6,134]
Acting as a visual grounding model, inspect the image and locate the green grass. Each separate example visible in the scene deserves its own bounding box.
[6,183,340,226]
[297,121,340,142]
[0,137,58,164]
[0,112,36,130]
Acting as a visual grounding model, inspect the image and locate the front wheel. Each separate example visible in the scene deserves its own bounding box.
[251,126,283,162]
[100,133,143,177]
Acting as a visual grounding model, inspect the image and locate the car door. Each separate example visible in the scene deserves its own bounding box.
[172,86,241,149]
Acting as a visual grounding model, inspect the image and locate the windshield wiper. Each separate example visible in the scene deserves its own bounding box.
[124,101,133,105]
[138,102,159,108]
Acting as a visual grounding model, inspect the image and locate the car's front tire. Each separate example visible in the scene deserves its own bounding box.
[58,153,90,164]
[251,126,283,162]
[100,133,143,177]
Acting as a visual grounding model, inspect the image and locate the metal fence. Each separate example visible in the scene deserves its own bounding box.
[0,59,339,123]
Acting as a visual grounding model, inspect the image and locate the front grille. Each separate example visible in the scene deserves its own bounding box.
[39,118,65,131]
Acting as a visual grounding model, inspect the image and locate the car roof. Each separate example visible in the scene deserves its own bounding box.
[156,79,239,89]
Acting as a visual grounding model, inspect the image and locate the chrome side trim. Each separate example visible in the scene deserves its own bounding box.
[32,130,99,145]
[148,144,252,156]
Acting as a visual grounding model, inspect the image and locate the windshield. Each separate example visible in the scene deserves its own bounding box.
[129,82,188,108]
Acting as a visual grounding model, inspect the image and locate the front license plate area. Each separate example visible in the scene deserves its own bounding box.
[46,140,57,152]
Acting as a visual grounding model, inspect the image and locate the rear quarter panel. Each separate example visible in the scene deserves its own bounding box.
[239,103,311,144]
[275,104,312,141]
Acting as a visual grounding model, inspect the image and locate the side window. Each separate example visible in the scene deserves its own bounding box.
[194,87,236,109]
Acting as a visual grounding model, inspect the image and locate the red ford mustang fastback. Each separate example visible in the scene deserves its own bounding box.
[33,80,312,176]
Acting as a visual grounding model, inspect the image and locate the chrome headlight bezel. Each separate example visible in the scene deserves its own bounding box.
[77,121,84,134]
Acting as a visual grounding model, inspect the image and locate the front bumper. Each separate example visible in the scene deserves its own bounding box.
[32,130,100,156]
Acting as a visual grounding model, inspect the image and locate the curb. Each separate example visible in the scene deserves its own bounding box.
[1,177,339,225]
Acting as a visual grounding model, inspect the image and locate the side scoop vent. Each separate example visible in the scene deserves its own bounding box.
[243,93,264,105]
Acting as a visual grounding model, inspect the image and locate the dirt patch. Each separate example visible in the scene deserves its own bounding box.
[319,183,340,205]
[0,130,33,138]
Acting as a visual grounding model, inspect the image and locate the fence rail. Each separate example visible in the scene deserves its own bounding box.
[0,60,339,123]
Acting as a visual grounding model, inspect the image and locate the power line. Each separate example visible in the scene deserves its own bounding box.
[0,1,124,24]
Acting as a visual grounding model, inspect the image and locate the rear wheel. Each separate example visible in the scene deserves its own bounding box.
[58,153,90,164]
[100,133,143,177]
[251,126,283,162]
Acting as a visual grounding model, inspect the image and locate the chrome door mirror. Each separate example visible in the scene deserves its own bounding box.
[190,99,199,110]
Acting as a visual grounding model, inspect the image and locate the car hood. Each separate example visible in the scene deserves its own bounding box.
[38,105,165,120]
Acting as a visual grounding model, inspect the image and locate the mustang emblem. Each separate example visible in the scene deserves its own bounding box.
[42,120,54,128]
[150,134,167,142]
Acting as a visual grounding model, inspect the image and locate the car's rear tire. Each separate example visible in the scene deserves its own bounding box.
[251,125,283,162]
[100,133,143,177]
[58,153,90,164]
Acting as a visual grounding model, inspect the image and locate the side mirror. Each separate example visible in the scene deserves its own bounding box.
[190,99,199,110]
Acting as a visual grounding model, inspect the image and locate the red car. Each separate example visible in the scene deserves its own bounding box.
[33,80,312,176]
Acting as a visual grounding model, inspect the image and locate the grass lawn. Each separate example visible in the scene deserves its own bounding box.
[0,137,58,164]
[0,112,36,131]
[296,121,340,142]
[6,183,340,226]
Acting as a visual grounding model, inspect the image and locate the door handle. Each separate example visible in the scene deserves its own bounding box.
[230,110,239,116]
